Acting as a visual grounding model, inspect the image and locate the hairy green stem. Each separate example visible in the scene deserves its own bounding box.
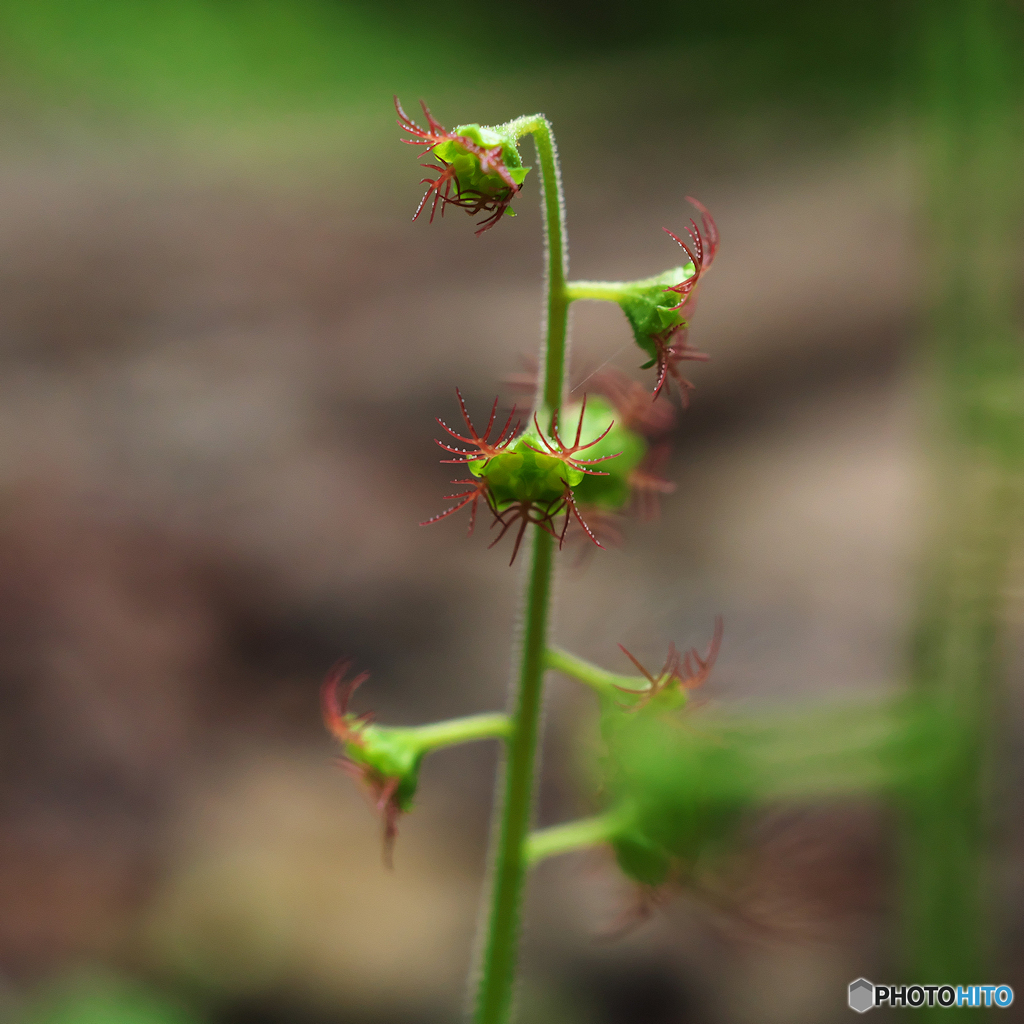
[471,116,568,1024]
[404,713,511,755]
[504,114,569,415]
[525,807,631,866]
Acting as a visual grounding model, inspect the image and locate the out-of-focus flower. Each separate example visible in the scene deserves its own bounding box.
[615,616,724,712]
[322,661,421,867]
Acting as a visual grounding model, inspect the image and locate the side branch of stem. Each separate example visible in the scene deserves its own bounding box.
[407,713,512,755]
[525,808,630,866]
[564,280,635,303]
[544,647,648,699]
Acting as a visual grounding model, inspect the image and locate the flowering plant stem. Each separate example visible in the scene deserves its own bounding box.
[471,114,568,1024]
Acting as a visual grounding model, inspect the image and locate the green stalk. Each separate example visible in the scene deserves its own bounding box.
[564,280,635,303]
[470,116,569,1024]
[404,714,512,754]
[565,272,694,306]
[544,646,648,699]
[525,807,630,866]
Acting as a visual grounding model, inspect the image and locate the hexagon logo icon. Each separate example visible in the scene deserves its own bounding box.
[848,978,874,1013]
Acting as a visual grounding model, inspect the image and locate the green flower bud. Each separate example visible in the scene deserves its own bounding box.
[432,123,529,209]
[617,268,693,368]
[397,98,530,234]
[613,200,720,399]
[589,620,732,885]
[475,434,583,509]
[344,723,423,814]
[424,391,626,562]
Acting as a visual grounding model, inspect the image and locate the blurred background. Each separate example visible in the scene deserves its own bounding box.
[0,2,1021,1022]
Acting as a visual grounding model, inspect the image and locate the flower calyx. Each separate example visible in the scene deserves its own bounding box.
[662,197,719,314]
[613,268,708,403]
[562,389,671,521]
[422,390,691,558]
[419,476,490,535]
[424,392,628,563]
[614,616,724,713]
[322,660,423,868]
[434,388,520,466]
[526,394,621,477]
[395,97,530,234]
[613,198,719,401]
